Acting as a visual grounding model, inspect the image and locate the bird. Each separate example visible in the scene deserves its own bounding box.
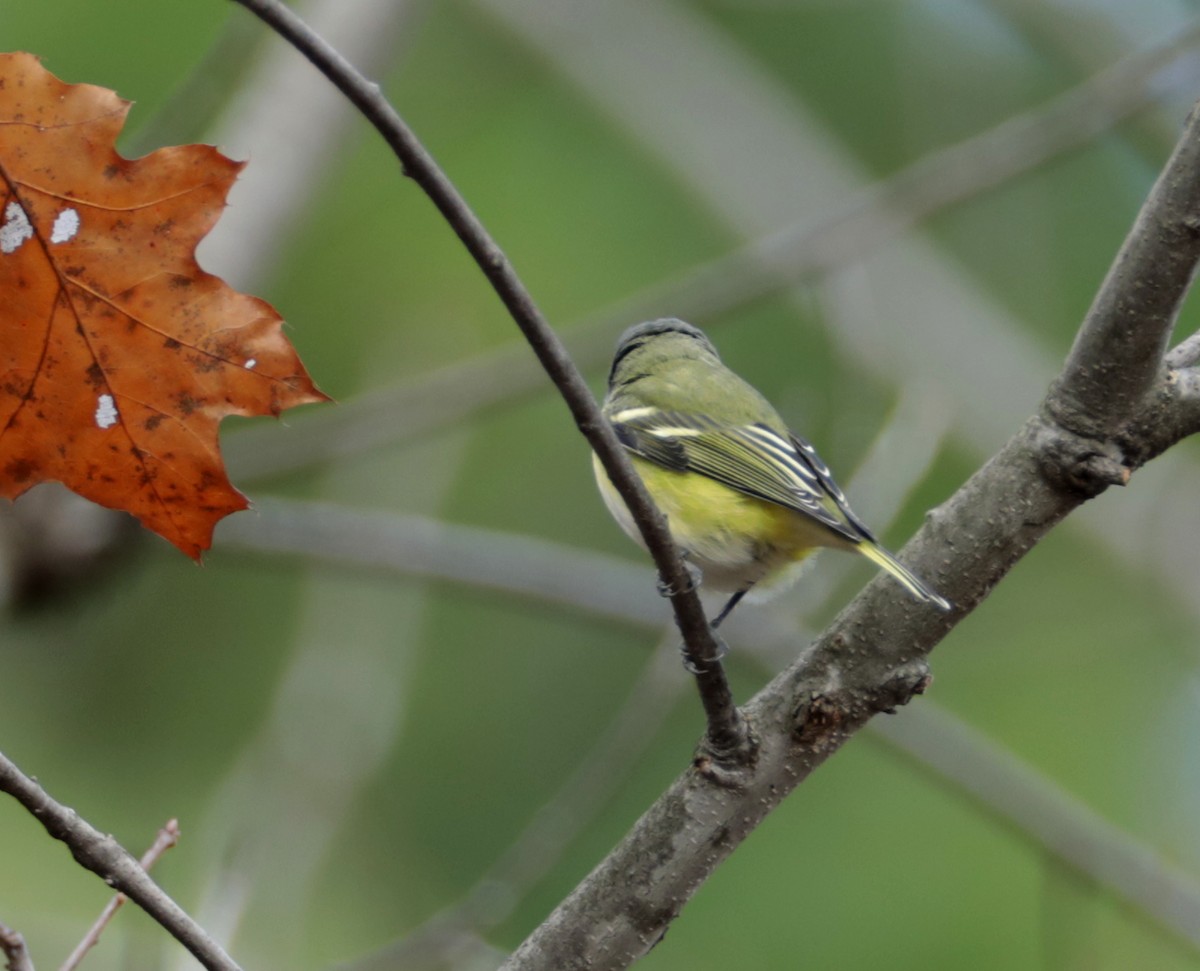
[592,318,950,628]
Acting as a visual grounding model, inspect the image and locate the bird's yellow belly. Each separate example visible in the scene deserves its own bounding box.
[593,453,841,592]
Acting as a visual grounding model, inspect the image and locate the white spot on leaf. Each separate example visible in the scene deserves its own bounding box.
[244,358,257,370]
[0,201,33,254]
[50,207,80,244]
[94,393,118,430]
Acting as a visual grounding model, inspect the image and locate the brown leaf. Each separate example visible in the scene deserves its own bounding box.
[0,53,328,558]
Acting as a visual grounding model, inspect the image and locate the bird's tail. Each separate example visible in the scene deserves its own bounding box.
[858,542,952,611]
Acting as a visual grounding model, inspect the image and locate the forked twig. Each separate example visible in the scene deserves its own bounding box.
[58,820,181,971]
[0,750,241,971]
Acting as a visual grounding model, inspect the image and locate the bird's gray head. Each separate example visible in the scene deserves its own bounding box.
[608,318,719,385]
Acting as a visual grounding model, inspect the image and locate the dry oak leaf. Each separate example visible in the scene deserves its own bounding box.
[0,53,327,558]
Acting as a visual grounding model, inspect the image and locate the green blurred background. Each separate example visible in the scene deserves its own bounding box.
[1,1,1199,968]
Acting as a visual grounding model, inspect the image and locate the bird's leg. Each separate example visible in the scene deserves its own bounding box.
[680,629,730,674]
[657,562,742,672]
[679,589,748,671]
[710,588,749,630]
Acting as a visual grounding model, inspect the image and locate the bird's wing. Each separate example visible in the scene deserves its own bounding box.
[786,431,876,540]
[609,407,867,543]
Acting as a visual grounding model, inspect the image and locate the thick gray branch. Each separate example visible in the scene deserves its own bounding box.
[500,104,1200,971]
[501,429,1055,969]
[1051,104,1200,435]
[219,497,1200,956]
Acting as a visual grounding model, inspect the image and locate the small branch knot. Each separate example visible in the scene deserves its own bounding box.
[870,662,933,715]
[1033,416,1129,497]
[693,708,758,786]
[1181,213,1200,237]
[1072,451,1130,489]
[792,693,846,748]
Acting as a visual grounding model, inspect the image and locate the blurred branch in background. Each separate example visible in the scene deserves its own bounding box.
[486,28,1200,953]
[229,0,749,763]
[224,383,947,641]
[0,920,34,971]
[875,705,1200,952]
[221,501,692,631]
[165,5,440,969]
[122,11,269,157]
[219,495,1200,958]
[341,638,687,971]
[3,2,1198,969]
[200,0,428,288]
[985,0,1197,147]
[224,13,1200,484]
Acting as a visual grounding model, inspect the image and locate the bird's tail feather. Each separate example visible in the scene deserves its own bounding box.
[858,542,951,611]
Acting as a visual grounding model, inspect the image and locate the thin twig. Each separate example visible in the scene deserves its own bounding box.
[0,752,241,971]
[226,0,749,761]
[496,75,1200,971]
[220,3,1200,967]
[58,820,181,971]
[0,921,34,971]
[225,17,1200,483]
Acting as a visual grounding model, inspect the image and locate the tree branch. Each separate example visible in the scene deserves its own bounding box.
[218,3,1200,966]
[226,18,1200,483]
[1050,103,1200,437]
[226,0,750,762]
[59,819,181,971]
[221,498,1200,956]
[497,104,1200,969]
[342,639,688,971]
[0,752,241,971]
[0,921,33,971]
[1166,328,1200,369]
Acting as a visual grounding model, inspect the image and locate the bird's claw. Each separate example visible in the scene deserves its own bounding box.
[680,630,729,674]
[657,562,701,598]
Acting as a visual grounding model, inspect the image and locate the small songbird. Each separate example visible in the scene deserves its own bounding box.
[593,318,950,627]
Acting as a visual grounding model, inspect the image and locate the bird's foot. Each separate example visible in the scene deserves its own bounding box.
[679,630,729,674]
[657,561,701,598]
